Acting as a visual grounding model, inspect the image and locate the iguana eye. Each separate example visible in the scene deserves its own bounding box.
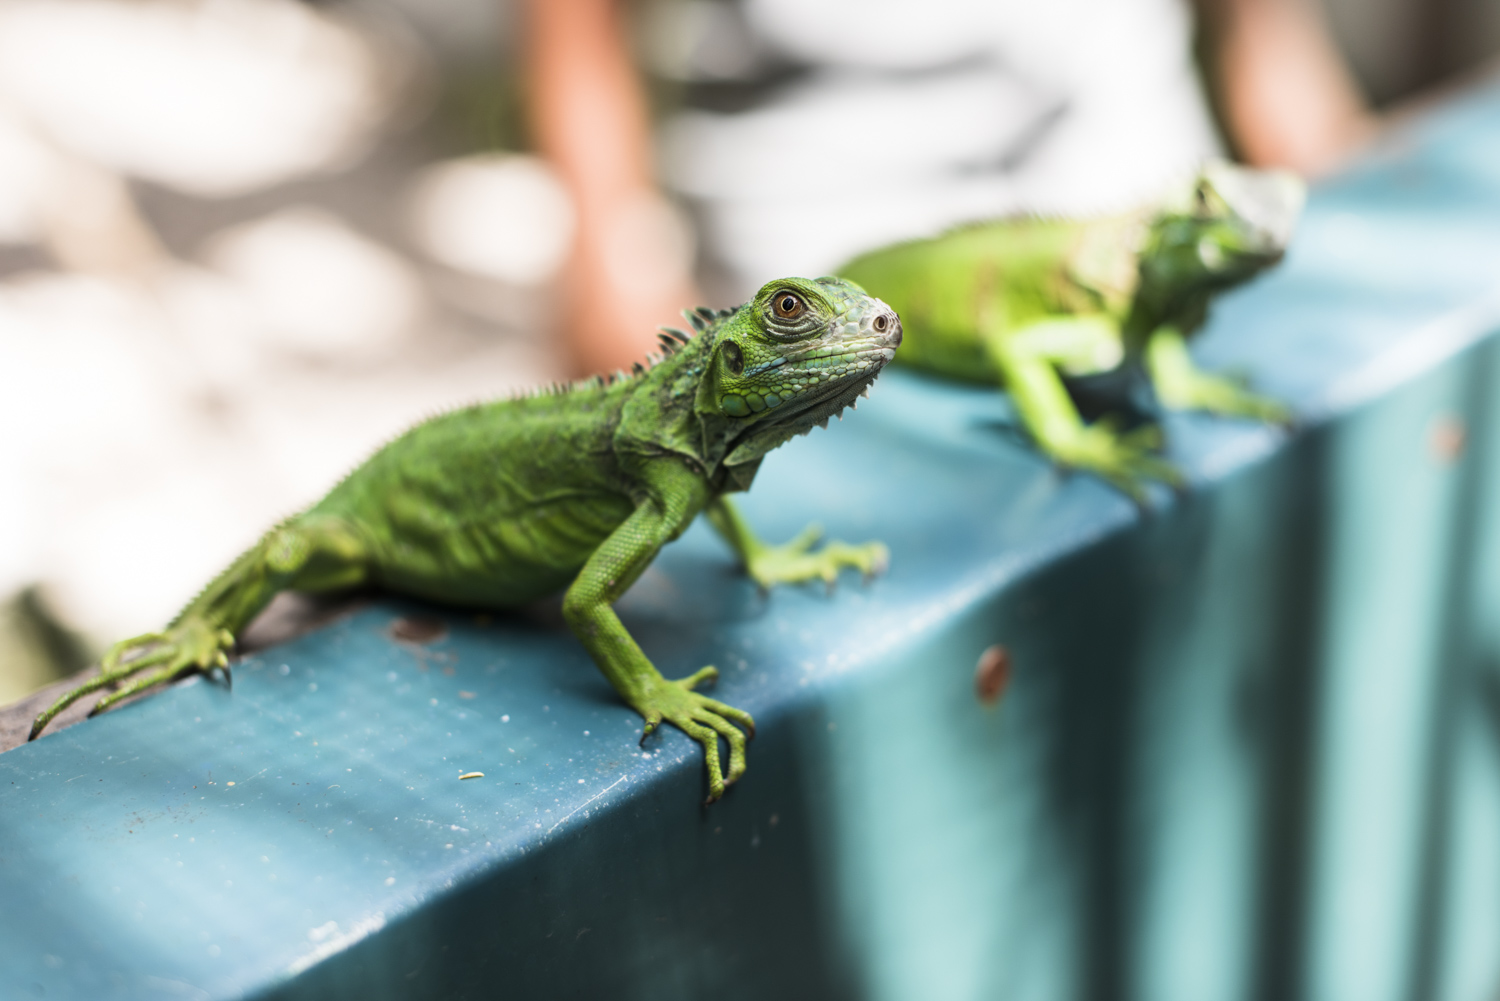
[773,292,805,320]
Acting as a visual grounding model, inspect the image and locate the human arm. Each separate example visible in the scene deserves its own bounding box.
[1195,0,1377,176]
[521,0,698,375]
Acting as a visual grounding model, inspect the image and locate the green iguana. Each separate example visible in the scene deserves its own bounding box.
[30,277,903,802]
[840,161,1305,496]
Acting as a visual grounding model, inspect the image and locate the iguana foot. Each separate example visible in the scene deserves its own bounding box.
[29,619,235,739]
[1147,330,1292,424]
[743,523,890,590]
[1051,423,1182,500]
[1159,372,1292,425]
[636,666,755,803]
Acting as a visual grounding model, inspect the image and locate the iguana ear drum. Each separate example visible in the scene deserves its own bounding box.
[722,340,744,374]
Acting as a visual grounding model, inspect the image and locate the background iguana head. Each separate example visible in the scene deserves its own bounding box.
[1140,161,1306,298]
[695,276,902,465]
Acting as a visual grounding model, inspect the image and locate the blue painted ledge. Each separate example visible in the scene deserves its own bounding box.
[11,87,1500,1001]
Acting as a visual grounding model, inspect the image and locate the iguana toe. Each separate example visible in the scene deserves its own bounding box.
[29,620,236,739]
[633,668,754,802]
[746,531,890,590]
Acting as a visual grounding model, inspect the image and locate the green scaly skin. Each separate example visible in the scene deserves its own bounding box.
[840,161,1306,498]
[30,277,903,802]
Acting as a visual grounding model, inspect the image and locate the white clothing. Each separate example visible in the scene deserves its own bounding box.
[657,0,1221,293]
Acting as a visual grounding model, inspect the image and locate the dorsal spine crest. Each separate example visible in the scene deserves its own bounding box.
[513,304,738,402]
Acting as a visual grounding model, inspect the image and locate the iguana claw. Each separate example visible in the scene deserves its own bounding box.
[28,618,236,739]
[633,666,755,802]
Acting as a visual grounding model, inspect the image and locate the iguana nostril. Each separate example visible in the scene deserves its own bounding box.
[873,314,887,332]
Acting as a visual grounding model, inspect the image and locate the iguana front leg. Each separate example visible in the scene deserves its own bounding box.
[985,317,1181,498]
[705,496,888,589]
[29,515,369,738]
[1145,325,1290,423]
[561,464,754,802]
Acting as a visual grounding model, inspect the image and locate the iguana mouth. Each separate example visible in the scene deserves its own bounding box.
[747,340,895,377]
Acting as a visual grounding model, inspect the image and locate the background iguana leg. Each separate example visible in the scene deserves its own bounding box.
[1146,326,1290,422]
[1010,314,1125,376]
[984,320,1181,498]
[29,515,369,738]
[705,496,888,590]
[562,465,754,802]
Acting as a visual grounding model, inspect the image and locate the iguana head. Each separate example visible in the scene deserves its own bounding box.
[1141,161,1306,297]
[696,276,901,462]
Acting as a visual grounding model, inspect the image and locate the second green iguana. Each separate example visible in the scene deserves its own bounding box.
[840,161,1306,496]
[29,277,903,802]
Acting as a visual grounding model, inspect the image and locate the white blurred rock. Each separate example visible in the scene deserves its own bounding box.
[0,109,52,244]
[0,0,399,197]
[0,266,557,647]
[206,208,425,361]
[408,154,576,286]
[0,272,251,638]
